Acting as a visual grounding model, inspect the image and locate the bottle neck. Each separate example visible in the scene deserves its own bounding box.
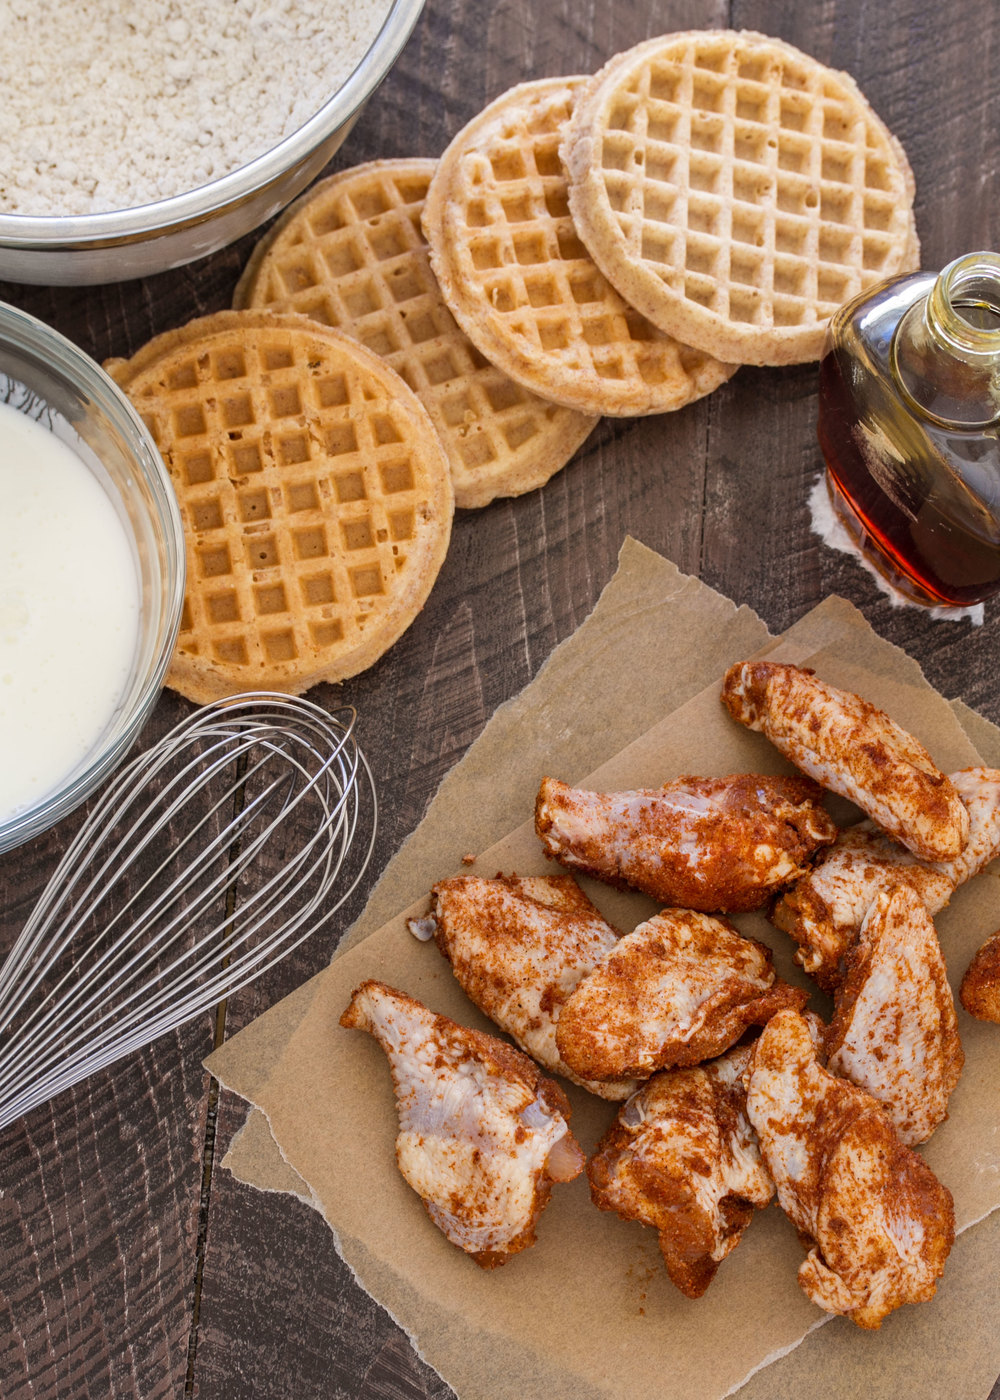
[891,251,1000,428]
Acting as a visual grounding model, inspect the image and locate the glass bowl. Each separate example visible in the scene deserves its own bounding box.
[0,301,184,853]
[0,0,426,286]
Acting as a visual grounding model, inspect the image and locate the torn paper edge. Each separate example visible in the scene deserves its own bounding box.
[957,1200,1000,1235]
[232,1101,445,1375]
[220,1092,323,1215]
[219,1078,986,1400]
[721,1316,831,1398]
[218,1089,565,1397]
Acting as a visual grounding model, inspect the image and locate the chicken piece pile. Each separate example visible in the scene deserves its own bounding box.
[342,660,1000,1330]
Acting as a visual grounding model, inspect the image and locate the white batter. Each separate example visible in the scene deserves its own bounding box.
[0,401,139,821]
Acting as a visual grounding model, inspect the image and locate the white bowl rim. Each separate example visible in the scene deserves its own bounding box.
[0,0,426,249]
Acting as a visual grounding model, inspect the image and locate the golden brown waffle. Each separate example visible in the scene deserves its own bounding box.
[106,311,454,703]
[563,31,918,366]
[421,77,736,416]
[235,160,597,510]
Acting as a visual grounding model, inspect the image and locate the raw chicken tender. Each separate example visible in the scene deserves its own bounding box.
[556,908,806,1081]
[534,773,836,912]
[341,980,584,1268]
[826,885,963,1145]
[746,1009,955,1328]
[937,767,1000,886]
[772,822,952,991]
[420,873,637,1100]
[773,767,1000,990]
[588,1042,774,1298]
[960,930,1000,1022]
[721,661,969,862]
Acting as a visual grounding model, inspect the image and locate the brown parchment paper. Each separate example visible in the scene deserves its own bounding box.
[224,542,772,1192]
[345,543,772,950]
[208,541,1000,1400]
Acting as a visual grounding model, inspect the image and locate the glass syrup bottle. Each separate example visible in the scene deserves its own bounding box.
[818,250,1000,606]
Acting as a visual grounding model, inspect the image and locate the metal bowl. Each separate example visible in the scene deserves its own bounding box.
[0,0,425,286]
[0,300,185,853]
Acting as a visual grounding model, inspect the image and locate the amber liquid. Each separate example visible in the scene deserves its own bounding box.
[817,295,1000,607]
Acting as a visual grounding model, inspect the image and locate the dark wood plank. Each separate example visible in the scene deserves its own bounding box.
[0,687,218,1400]
[0,1023,210,1400]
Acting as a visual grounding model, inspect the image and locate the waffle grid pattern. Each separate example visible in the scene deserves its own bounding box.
[238,160,595,508]
[567,32,914,363]
[425,78,733,415]
[124,321,452,697]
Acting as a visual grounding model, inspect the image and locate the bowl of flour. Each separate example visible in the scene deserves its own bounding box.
[0,0,424,285]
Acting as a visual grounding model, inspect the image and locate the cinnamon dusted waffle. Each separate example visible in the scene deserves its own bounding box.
[107,311,454,702]
[235,160,597,510]
[562,31,918,365]
[422,77,736,416]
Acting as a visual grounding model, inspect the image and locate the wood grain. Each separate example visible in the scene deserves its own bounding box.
[1,1,998,1397]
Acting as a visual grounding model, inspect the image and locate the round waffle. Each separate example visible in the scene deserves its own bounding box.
[235,159,597,510]
[421,77,736,417]
[106,311,454,703]
[562,31,918,366]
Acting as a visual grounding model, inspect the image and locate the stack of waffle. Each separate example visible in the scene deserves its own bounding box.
[112,30,917,699]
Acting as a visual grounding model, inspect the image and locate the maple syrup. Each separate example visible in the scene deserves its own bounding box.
[817,252,1000,606]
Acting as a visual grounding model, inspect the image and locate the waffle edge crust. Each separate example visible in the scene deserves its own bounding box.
[234,158,597,510]
[107,310,454,703]
[562,31,918,366]
[421,76,736,416]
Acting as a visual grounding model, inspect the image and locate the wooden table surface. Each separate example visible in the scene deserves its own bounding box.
[2,2,999,1396]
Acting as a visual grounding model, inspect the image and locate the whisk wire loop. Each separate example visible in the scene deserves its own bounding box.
[0,693,377,1130]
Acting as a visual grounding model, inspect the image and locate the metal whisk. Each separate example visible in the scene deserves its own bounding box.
[0,692,376,1130]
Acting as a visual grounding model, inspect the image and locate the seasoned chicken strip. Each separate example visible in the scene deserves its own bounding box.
[937,767,1000,886]
[773,767,1000,990]
[418,873,638,1100]
[772,822,953,991]
[588,1042,774,1298]
[960,930,1000,1022]
[341,980,584,1268]
[826,886,963,1144]
[556,908,806,1081]
[534,774,836,912]
[746,1009,955,1328]
[721,661,969,862]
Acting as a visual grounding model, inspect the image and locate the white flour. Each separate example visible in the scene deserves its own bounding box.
[0,0,391,215]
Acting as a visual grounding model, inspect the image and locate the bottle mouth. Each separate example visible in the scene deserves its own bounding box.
[930,251,1000,358]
